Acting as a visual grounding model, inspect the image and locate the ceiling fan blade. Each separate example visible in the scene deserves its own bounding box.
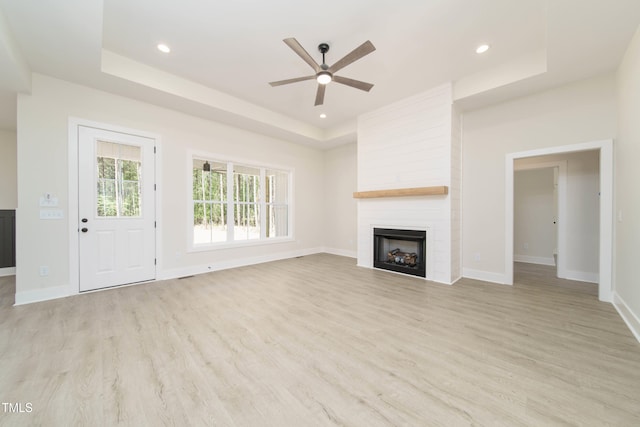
[328,40,376,73]
[283,38,321,73]
[333,75,374,92]
[269,75,315,86]
[314,84,326,106]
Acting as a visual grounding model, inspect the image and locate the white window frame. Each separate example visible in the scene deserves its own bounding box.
[187,150,294,252]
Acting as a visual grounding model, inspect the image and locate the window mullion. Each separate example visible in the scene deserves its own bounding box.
[226,162,234,241]
[260,168,266,239]
[116,159,122,217]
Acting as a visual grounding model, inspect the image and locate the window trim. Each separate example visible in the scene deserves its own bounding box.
[187,150,294,252]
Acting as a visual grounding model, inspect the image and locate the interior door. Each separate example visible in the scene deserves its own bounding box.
[78,126,156,292]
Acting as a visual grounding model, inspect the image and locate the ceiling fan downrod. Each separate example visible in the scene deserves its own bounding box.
[316,43,332,84]
[318,43,330,69]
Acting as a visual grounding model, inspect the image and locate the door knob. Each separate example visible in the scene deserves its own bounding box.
[81,228,88,233]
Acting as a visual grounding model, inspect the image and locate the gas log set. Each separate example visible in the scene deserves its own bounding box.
[386,248,418,267]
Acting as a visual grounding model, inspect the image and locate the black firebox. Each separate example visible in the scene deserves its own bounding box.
[373,228,426,278]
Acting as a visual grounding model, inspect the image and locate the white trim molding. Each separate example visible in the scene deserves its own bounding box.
[564,270,599,284]
[14,248,339,305]
[462,268,508,285]
[158,247,324,281]
[15,284,74,306]
[613,292,640,343]
[513,255,556,266]
[0,267,16,277]
[322,247,357,259]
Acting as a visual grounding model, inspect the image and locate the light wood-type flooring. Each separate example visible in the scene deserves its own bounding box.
[1,255,639,426]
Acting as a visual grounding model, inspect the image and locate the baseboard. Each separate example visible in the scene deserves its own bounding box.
[462,268,508,285]
[0,267,16,277]
[14,284,74,306]
[562,270,599,284]
[158,247,325,281]
[613,292,640,343]
[12,249,331,305]
[514,255,555,266]
[322,247,357,258]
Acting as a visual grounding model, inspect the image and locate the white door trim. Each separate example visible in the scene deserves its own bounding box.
[505,139,613,302]
[68,118,162,295]
[514,161,568,278]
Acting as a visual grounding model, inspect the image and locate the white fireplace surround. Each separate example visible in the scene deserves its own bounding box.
[355,83,460,285]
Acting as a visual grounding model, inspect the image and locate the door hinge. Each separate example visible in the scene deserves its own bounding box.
[154,184,156,191]
[154,258,157,265]
[154,146,156,154]
[154,221,156,228]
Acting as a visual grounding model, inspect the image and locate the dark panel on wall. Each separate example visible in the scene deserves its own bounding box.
[0,210,16,268]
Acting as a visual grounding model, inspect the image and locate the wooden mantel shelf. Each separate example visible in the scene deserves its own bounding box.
[353,186,448,199]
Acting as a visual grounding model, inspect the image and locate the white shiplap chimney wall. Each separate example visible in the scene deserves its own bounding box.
[356,83,461,284]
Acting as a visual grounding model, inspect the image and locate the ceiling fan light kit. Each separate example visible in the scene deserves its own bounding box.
[316,71,332,84]
[269,38,376,106]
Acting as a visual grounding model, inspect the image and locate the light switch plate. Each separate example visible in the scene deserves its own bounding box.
[40,209,64,219]
[39,195,59,207]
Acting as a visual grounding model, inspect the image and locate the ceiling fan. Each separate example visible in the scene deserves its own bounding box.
[269,38,376,106]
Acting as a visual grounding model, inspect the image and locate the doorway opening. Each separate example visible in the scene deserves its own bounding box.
[514,161,566,279]
[505,140,613,302]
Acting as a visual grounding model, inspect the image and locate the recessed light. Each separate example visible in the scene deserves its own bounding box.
[476,44,490,54]
[319,113,327,119]
[157,43,171,53]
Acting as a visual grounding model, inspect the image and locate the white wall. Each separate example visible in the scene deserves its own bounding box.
[462,73,616,282]
[16,74,325,301]
[615,26,640,340]
[514,168,555,265]
[323,142,357,258]
[0,129,16,209]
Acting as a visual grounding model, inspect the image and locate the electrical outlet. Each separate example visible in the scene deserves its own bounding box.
[523,242,529,250]
[474,253,481,262]
[39,266,49,276]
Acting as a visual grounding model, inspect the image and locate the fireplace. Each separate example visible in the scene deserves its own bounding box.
[373,228,426,277]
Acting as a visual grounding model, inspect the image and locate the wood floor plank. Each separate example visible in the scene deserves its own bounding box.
[0,256,639,426]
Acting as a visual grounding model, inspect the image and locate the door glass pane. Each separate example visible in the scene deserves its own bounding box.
[96,141,142,217]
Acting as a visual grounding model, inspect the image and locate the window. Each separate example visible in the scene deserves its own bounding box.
[233,165,260,241]
[193,160,227,244]
[265,169,289,238]
[191,156,291,247]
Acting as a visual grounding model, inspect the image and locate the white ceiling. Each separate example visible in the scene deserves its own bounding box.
[0,0,639,148]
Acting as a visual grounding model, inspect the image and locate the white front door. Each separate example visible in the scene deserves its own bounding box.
[78,126,156,292]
